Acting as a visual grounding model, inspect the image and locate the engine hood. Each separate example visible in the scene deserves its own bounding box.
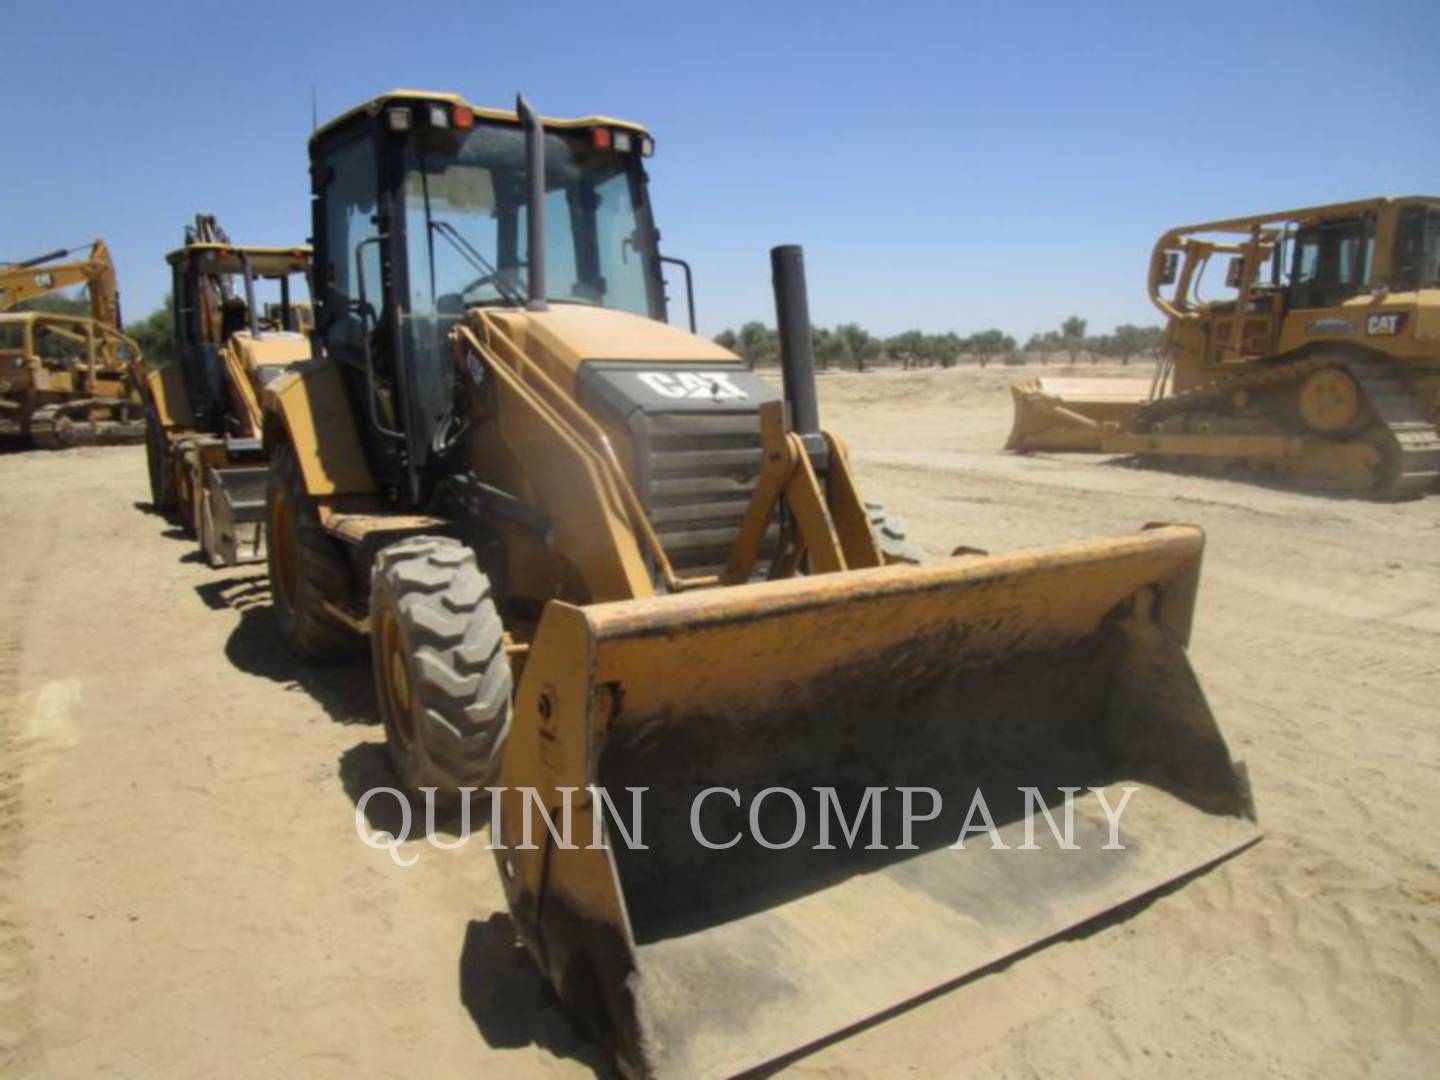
[480,305,742,395]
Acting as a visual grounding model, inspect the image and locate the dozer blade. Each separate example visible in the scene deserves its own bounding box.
[495,525,1257,1079]
[1006,376,1151,452]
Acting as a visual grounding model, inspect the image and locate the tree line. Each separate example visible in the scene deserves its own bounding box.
[714,316,1164,371]
[17,292,1163,374]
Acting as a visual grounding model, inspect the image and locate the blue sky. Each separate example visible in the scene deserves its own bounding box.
[2,0,1435,340]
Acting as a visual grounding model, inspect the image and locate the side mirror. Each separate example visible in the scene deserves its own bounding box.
[1158,251,1179,286]
[1225,256,1245,289]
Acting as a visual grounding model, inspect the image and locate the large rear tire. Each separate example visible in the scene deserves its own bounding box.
[370,536,512,799]
[265,441,359,659]
[145,411,176,512]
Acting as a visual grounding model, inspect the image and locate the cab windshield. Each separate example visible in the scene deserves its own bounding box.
[403,123,661,319]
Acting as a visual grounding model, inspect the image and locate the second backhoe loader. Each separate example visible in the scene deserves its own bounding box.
[139,215,313,566]
[262,90,1258,1078]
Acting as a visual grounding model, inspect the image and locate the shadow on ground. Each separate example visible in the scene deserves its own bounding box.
[459,912,612,1077]
[1101,453,1375,502]
[195,574,375,726]
[338,741,494,840]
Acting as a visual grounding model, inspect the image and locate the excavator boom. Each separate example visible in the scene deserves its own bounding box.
[0,240,122,327]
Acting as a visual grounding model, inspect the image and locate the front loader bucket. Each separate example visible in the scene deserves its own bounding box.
[1006,376,1151,452]
[494,525,1256,1078]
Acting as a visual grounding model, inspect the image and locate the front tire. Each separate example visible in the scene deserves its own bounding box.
[371,536,512,799]
[265,441,358,659]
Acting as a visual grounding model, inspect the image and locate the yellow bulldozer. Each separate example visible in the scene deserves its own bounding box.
[0,239,145,446]
[138,215,313,566]
[263,90,1258,1076]
[1008,197,1440,497]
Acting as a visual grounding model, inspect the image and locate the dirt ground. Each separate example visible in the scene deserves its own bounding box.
[2,362,1437,1077]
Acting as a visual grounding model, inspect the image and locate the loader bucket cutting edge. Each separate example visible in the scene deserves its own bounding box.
[495,525,1257,1079]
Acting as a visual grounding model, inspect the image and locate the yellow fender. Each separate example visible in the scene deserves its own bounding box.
[262,359,375,496]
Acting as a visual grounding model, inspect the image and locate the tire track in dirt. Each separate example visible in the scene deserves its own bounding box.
[0,487,47,1073]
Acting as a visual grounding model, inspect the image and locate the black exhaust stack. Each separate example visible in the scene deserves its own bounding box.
[770,244,825,462]
[517,94,548,312]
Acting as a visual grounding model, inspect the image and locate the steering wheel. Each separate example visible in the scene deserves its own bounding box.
[459,270,502,299]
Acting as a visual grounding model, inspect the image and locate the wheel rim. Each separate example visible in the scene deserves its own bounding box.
[270,487,299,609]
[379,610,415,748]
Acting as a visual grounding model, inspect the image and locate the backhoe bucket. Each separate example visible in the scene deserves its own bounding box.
[1006,376,1150,452]
[495,525,1256,1078]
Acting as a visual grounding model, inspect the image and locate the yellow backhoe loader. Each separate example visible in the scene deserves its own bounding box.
[263,90,1258,1077]
[138,215,312,566]
[0,239,144,445]
[1008,197,1440,497]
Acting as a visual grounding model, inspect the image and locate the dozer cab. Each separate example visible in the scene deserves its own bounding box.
[139,215,313,566]
[0,239,145,446]
[263,90,1258,1077]
[1008,197,1440,497]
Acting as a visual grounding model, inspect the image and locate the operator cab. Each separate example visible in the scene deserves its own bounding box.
[167,235,314,435]
[308,90,668,504]
[1287,213,1375,310]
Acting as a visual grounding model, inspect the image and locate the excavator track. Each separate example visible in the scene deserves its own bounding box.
[1133,357,1440,498]
[28,400,146,449]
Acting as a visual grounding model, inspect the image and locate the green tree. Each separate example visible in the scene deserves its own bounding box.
[934,331,962,369]
[968,328,1015,368]
[1084,334,1112,363]
[714,328,739,353]
[1110,324,1146,365]
[1060,316,1087,364]
[813,326,847,370]
[126,296,178,369]
[16,294,92,318]
[1024,332,1050,366]
[887,329,927,371]
[736,321,776,365]
[836,323,874,372]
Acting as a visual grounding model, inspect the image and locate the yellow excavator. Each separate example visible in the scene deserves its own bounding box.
[1008,197,1440,497]
[0,239,144,445]
[262,90,1258,1077]
[139,215,313,566]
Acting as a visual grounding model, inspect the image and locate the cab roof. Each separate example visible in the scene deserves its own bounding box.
[166,243,312,277]
[311,88,651,146]
[1165,195,1440,237]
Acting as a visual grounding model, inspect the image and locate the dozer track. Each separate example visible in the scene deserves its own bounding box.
[28,400,146,449]
[1133,356,1440,498]
[1351,366,1440,497]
